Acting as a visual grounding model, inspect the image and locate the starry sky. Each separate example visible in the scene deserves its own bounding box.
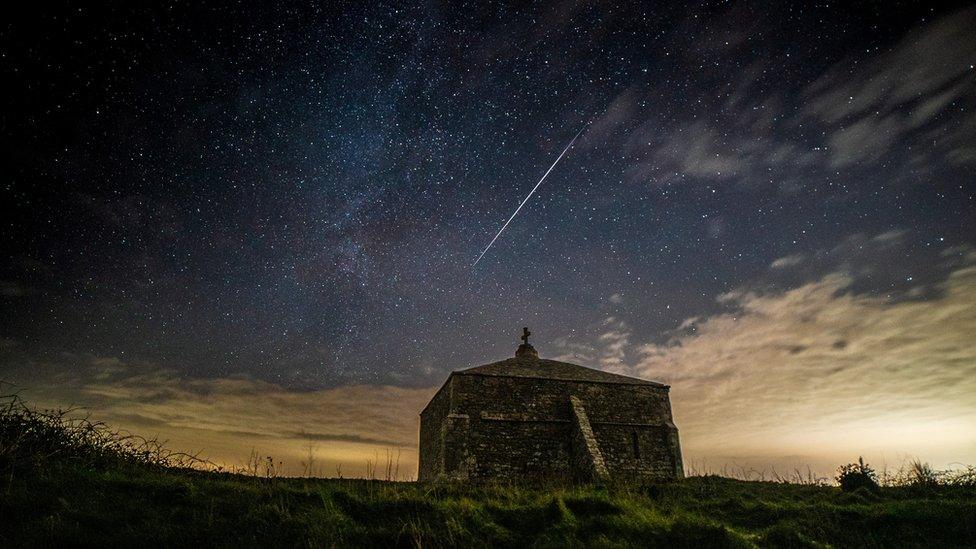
[3,2,975,477]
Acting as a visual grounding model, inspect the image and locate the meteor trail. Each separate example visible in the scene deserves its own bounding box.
[473,128,584,267]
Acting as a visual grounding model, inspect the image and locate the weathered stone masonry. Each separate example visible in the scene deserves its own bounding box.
[418,334,683,482]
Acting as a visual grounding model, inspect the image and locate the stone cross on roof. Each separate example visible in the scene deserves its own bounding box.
[515,327,538,359]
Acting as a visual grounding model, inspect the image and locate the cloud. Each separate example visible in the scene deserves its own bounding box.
[3,356,435,478]
[598,316,631,370]
[629,258,976,470]
[581,6,975,190]
[825,115,902,168]
[646,120,746,179]
[770,254,805,269]
[677,317,700,330]
[757,229,954,303]
[587,83,821,189]
[549,336,599,364]
[803,6,976,169]
[871,229,908,244]
[545,232,976,472]
[803,8,975,125]
[581,84,642,147]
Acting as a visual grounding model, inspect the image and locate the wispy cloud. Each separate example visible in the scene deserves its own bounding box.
[770,254,805,269]
[631,252,976,470]
[799,6,975,171]
[3,357,435,478]
[805,23,975,169]
[547,233,976,472]
[803,7,974,121]
[598,316,631,371]
[583,6,976,189]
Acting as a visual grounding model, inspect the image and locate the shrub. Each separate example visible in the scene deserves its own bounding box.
[836,457,879,493]
[943,465,976,487]
[908,460,939,487]
[0,387,212,479]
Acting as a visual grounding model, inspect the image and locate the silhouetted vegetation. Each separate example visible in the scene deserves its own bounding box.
[2,391,975,547]
[0,388,214,477]
[836,456,880,492]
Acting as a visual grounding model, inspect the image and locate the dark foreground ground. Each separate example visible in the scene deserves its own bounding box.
[2,464,975,548]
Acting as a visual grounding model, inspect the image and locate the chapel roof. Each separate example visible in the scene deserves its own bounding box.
[456,356,667,387]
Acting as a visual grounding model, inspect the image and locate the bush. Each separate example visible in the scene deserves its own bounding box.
[908,460,940,487]
[0,388,211,478]
[836,457,879,493]
[943,465,976,487]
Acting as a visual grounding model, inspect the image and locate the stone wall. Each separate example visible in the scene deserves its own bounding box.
[462,418,572,480]
[419,373,682,480]
[592,424,683,480]
[454,373,675,425]
[418,372,682,482]
[417,381,451,481]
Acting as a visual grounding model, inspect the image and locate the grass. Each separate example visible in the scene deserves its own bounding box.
[2,391,975,547]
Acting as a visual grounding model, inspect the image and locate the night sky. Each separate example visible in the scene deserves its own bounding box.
[3,2,975,476]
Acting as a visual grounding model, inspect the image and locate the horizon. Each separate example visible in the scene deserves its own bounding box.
[3,3,975,480]
[5,331,973,480]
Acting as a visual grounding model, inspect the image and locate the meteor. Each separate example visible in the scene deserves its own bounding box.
[473,127,584,267]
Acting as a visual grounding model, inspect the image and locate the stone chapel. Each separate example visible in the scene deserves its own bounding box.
[418,328,683,482]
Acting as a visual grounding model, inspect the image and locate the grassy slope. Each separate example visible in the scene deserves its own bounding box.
[2,465,974,548]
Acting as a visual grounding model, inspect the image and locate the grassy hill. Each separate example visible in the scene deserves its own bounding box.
[2,394,974,547]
